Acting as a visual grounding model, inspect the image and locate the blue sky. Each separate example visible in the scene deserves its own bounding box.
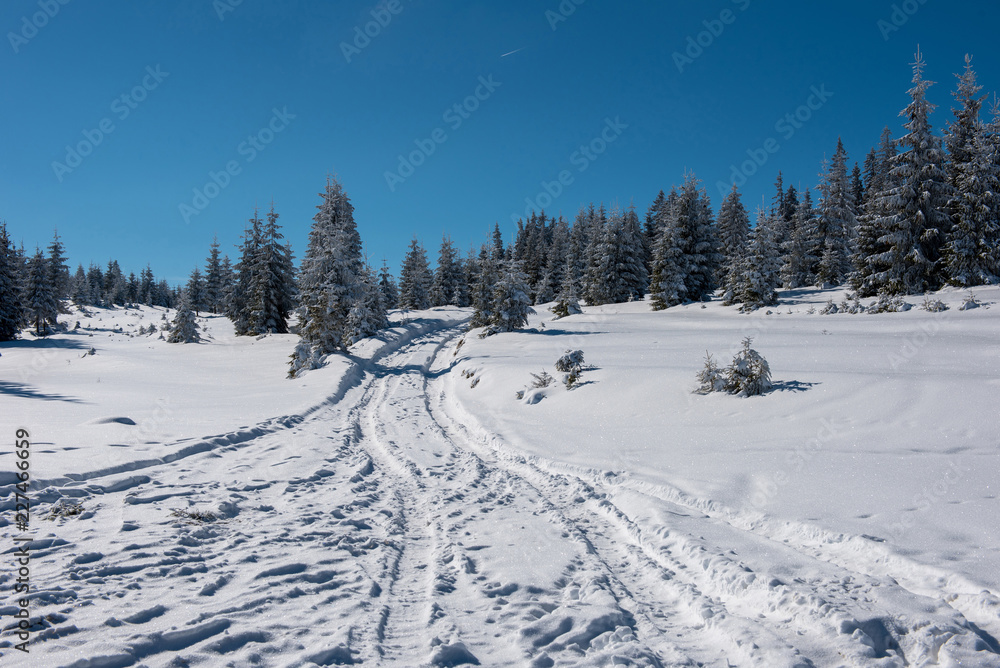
[2,0,998,284]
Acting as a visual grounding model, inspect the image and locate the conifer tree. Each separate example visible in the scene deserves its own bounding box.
[618,204,649,300]
[348,264,389,342]
[47,230,70,311]
[942,55,996,286]
[469,246,500,328]
[0,224,23,341]
[716,185,750,288]
[851,128,897,295]
[377,260,399,309]
[186,268,206,315]
[204,238,224,314]
[536,216,570,303]
[815,138,856,286]
[167,292,201,343]
[781,189,819,288]
[70,264,88,306]
[730,209,781,310]
[430,236,463,306]
[398,238,432,310]
[868,48,954,294]
[23,248,58,335]
[489,261,533,333]
[252,204,296,334]
[230,209,263,335]
[291,175,374,374]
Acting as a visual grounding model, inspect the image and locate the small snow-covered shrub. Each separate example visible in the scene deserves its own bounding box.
[170,508,217,523]
[868,293,912,314]
[549,296,582,319]
[841,294,865,314]
[819,299,839,315]
[696,352,726,394]
[697,337,771,397]
[555,350,585,373]
[920,297,948,312]
[530,370,554,389]
[564,367,582,390]
[46,502,84,520]
[959,292,981,311]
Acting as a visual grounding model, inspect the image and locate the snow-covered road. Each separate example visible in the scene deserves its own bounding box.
[5,318,999,666]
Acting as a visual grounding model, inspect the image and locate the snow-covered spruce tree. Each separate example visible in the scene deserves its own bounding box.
[167,292,200,343]
[781,188,819,289]
[0,224,24,341]
[649,202,688,310]
[251,204,296,334]
[729,209,781,311]
[46,230,71,313]
[536,215,570,304]
[941,55,997,286]
[716,185,751,290]
[489,261,534,333]
[203,238,224,314]
[186,268,206,315]
[512,212,549,300]
[291,175,378,375]
[815,138,857,286]
[398,237,432,310]
[851,128,897,295]
[348,264,389,343]
[617,204,649,301]
[430,235,464,307]
[724,337,772,397]
[69,265,88,307]
[643,190,667,278]
[229,209,263,335]
[582,205,612,305]
[377,260,399,309]
[469,245,499,329]
[550,257,582,319]
[868,48,954,295]
[568,205,595,296]
[649,174,720,309]
[23,248,58,335]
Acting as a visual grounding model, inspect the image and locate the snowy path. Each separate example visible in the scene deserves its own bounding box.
[4,321,999,666]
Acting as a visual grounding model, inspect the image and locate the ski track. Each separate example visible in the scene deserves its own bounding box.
[2,321,999,667]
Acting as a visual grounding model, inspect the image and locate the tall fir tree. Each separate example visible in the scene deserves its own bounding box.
[186,268,207,315]
[377,260,399,309]
[348,264,390,343]
[730,209,781,310]
[252,204,296,334]
[716,185,751,289]
[230,209,264,335]
[469,245,500,329]
[430,236,464,306]
[204,238,225,314]
[489,261,533,333]
[398,238,432,310]
[167,291,201,343]
[781,189,819,288]
[536,216,570,303]
[942,55,996,286]
[815,138,857,286]
[868,48,954,294]
[291,175,376,375]
[46,230,70,312]
[0,224,24,341]
[851,128,897,295]
[23,248,58,335]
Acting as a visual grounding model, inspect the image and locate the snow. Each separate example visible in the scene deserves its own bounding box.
[1,289,999,666]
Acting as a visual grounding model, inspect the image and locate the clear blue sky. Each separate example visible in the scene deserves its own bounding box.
[2,0,998,284]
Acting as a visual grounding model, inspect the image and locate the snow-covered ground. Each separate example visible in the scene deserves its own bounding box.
[1,288,999,666]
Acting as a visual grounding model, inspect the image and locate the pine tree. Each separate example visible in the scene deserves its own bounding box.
[781,189,819,288]
[398,238,432,310]
[942,55,996,286]
[23,248,58,335]
[377,260,399,309]
[618,204,649,300]
[348,264,389,343]
[254,204,296,334]
[583,205,611,305]
[230,209,263,335]
[536,216,570,303]
[291,174,373,374]
[815,138,856,286]
[186,268,206,315]
[204,237,224,314]
[0,224,24,341]
[869,48,954,295]
[716,185,751,289]
[70,264,88,306]
[167,292,201,343]
[430,236,463,306]
[851,128,897,295]
[46,230,70,311]
[469,246,499,329]
[550,257,582,318]
[489,261,533,333]
[730,209,781,310]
